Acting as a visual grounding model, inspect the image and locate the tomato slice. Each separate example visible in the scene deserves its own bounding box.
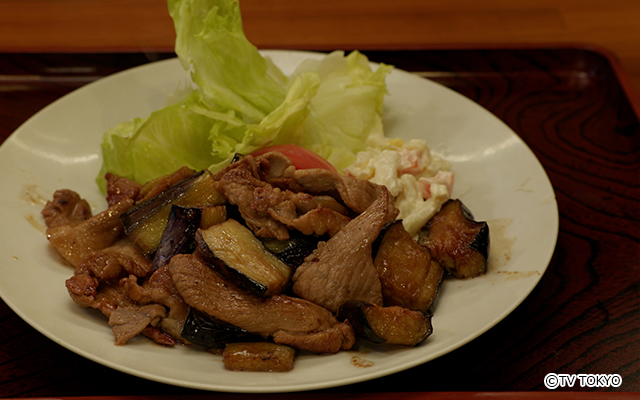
[250,144,338,174]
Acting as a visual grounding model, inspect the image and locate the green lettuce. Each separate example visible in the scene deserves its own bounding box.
[97,0,392,192]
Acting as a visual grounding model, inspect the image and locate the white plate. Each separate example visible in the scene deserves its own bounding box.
[0,50,558,393]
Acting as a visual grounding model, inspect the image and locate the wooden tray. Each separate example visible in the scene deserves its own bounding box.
[0,47,638,397]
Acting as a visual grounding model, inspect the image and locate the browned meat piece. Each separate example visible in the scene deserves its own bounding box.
[292,169,383,214]
[41,189,92,229]
[267,191,351,237]
[122,266,183,309]
[292,187,398,313]
[68,266,179,346]
[257,152,385,214]
[274,206,350,237]
[140,326,177,346]
[418,199,490,279]
[290,167,341,194]
[87,281,135,318]
[65,237,151,308]
[334,175,385,214]
[137,166,196,203]
[271,325,354,354]
[109,303,167,345]
[216,157,290,240]
[46,198,134,267]
[169,254,355,354]
[65,263,122,309]
[105,173,141,207]
[215,155,351,240]
[312,195,349,215]
[65,273,99,308]
[85,237,153,278]
[254,151,303,192]
[121,265,190,342]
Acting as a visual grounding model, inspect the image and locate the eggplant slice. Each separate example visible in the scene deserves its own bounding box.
[418,199,490,279]
[260,232,324,268]
[373,220,444,313]
[152,205,202,270]
[195,219,293,296]
[120,170,226,256]
[337,300,432,346]
[181,308,263,349]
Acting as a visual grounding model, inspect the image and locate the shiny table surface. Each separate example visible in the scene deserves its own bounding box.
[0,48,638,397]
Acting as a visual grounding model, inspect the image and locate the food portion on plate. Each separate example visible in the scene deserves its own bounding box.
[40,0,491,373]
[43,150,489,372]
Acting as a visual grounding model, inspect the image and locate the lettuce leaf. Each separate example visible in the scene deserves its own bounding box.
[280,50,392,171]
[96,0,392,192]
[169,0,287,122]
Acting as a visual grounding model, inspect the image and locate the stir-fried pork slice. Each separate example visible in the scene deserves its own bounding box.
[67,273,177,346]
[334,175,386,214]
[215,155,351,240]
[267,192,351,237]
[257,151,386,214]
[109,304,167,345]
[169,254,355,354]
[254,151,304,192]
[140,326,178,346]
[41,189,92,229]
[65,237,151,307]
[292,187,399,313]
[271,326,354,354]
[105,173,141,207]
[80,281,134,317]
[86,237,153,278]
[46,198,134,267]
[290,169,383,214]
[121,265,190,342]
[65,273,100,309]
[216,158,290,240]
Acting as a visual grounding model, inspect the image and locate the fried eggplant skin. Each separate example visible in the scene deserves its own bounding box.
[181,308,263,349]
[373,220,444,313]
[260,232,324,269]
[337,300,433,346]
[120,170,226,256]
[152,205,202,270]
[195,219,293,296]
[418,199,490,279]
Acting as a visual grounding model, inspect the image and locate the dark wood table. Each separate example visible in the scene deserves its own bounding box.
[0,48,638,398]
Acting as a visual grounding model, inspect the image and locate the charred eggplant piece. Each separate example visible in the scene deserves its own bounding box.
[260,232,323,268]
[195,219,293,296]
[223,342,295,372]
[152,205,202,270]
[418,199,490,279]
[120,170,225,256]
[373,220,444,313]
[337,300,432,346]
[181,308,263,349]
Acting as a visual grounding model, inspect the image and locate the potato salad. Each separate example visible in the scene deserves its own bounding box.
[343,135,454,237]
